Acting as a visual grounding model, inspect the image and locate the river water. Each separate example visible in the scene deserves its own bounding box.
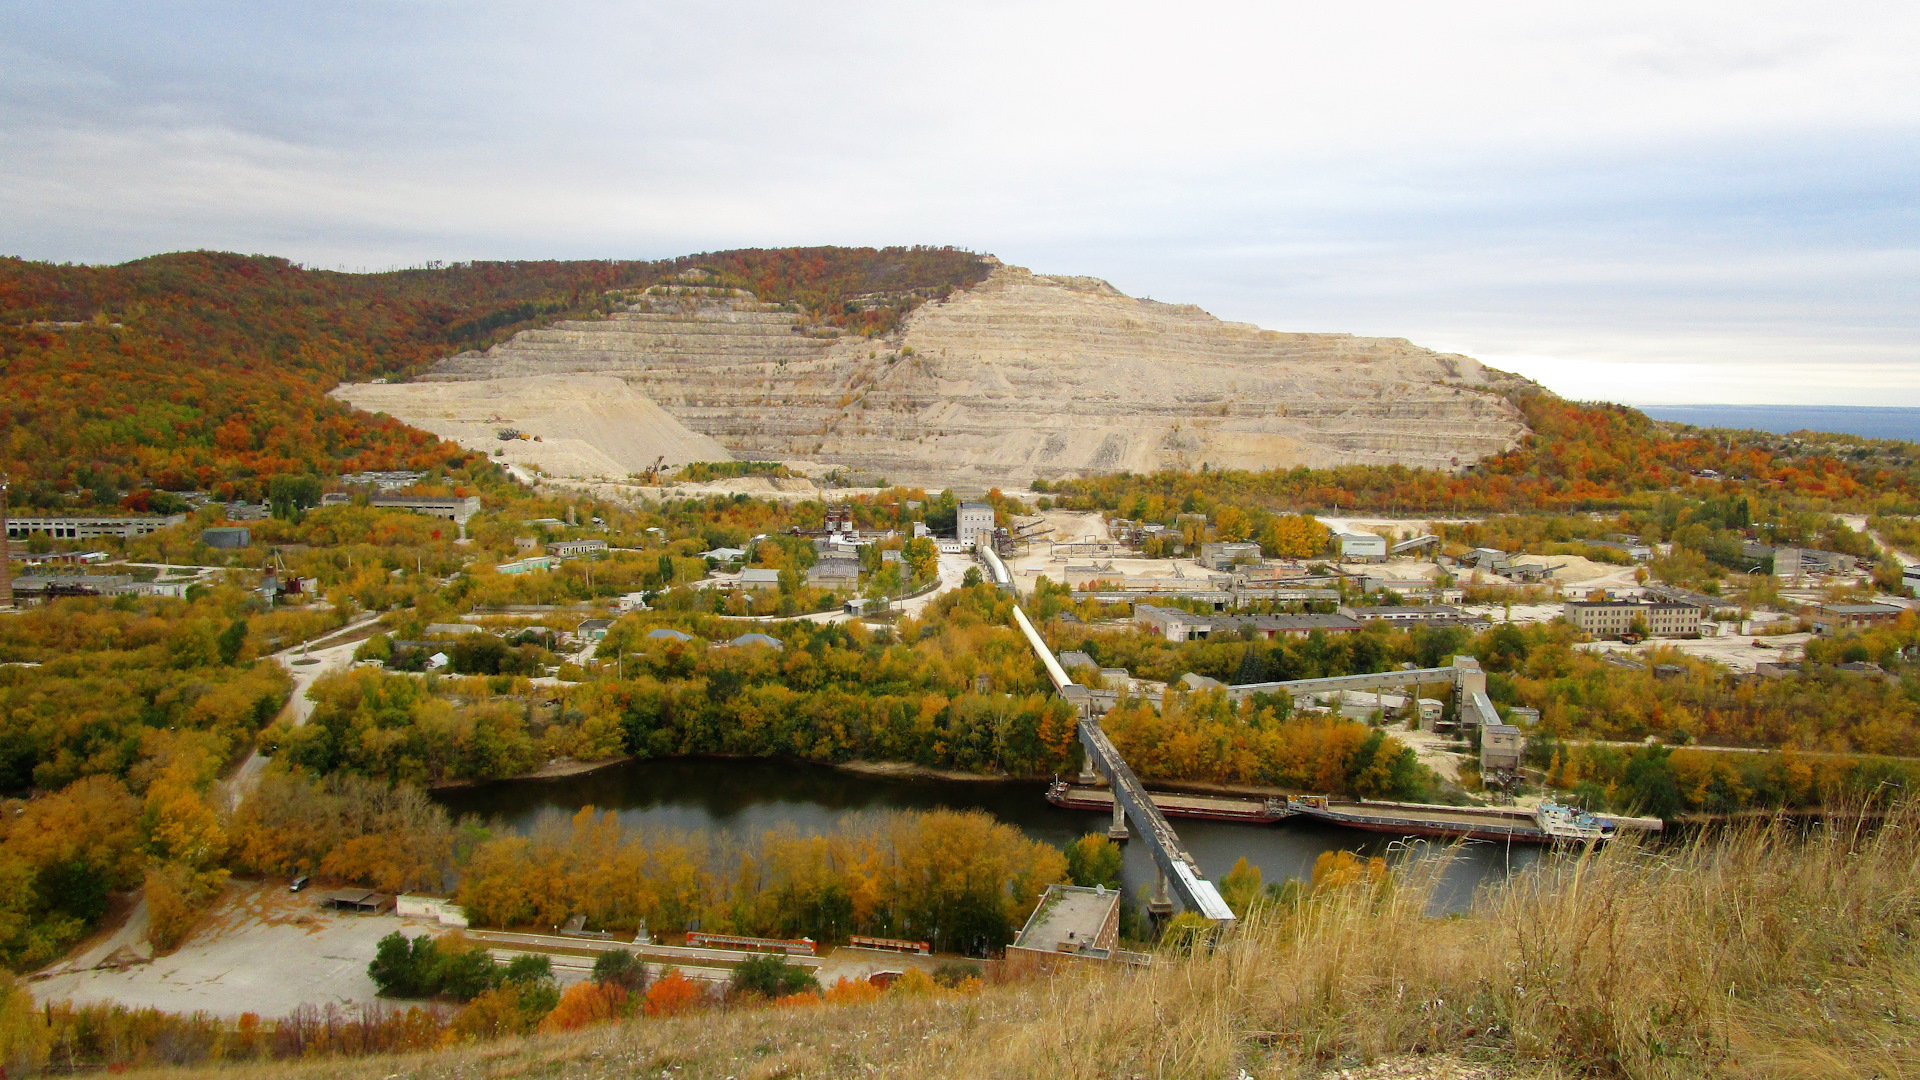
[433,757,1542,913]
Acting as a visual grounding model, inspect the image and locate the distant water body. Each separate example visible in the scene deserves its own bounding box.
[1638,405,1920,443]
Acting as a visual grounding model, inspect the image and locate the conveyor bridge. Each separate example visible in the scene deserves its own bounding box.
[1010,606,1235,922]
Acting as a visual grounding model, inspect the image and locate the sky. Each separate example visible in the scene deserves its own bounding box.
[3,1,1917,406]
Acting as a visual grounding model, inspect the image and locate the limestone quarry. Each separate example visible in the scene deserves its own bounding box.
[334,264,1532,491]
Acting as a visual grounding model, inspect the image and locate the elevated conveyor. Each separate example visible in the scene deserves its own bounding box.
[1009,605,1235,923]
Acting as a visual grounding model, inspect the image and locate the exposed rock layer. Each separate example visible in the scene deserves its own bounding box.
[418,266,1530,490]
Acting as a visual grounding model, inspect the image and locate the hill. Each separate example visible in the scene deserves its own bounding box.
[0,247,989,508]
[395,264,1534,489]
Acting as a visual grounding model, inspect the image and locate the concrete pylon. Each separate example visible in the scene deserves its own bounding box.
[1148,869,1174,918]
[1107,792,1129,841]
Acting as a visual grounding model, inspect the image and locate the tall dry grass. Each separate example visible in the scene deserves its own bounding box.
[134,801,1920,1080]
[971,800,1920,1079]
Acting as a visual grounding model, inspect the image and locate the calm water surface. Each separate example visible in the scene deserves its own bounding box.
[433,757,1543,913]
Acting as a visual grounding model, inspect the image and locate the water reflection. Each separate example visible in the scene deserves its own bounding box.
[432,757,1541,913]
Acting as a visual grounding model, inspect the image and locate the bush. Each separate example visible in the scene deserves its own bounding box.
[728,954,818,1001]
[643,969,705,1017]
[591,948,648,993]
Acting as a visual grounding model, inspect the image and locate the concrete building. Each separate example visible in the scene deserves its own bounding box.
[806,560,860,587]
[1905,565,1920,594]
[957,502,996,549]
[200,527,252,549]
[1134,604,1362,642]
[1811,603,1903,635]
[1642,584,1741,619]
[1197,541,1262,570]
[4,514,185,540]
[1003,884,1131,977]
[1337,533,1388,562]
[1481,723,1525,772]
[738,568,782,590]
[548,539,608,559]
[1344,604,1485,629]
[1057,650,1099,673]
[9,574,138,601]
[370,495,482,522]
[496,556,557,575]
[1563,599,1701,639]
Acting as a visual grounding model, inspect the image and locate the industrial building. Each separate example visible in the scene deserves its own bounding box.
[496,556,557,575]
[738,568,781,590]
[1003,884,1141,977]
[547,539,608,559]
[1811,603,1904,635]
[1562,599,1702,639]
[8,574,139,601]
[4,514,185,540]
[1337,533,1388,562]
[369,494,482,522]
[1344,604,1486,629]
[1134,604,1363,642]
[1197,541,1262,570]
[1481,723,1526,772]
[806,562,860,587]
[957,502,996,549]
[201,527,251,549]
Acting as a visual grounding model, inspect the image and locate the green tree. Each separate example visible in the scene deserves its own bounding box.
[368,931,441,998]
[591,948,649,993]
[267,474,323,522]
[1065,834,1122,888]
[217,618,249,665]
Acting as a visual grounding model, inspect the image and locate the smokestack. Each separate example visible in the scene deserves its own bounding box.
[0,477,11,609]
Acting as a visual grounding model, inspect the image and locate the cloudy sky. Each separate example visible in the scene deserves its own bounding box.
[4,2,1916,405]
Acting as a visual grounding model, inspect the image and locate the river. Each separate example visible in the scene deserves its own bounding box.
[433,757,1542,913]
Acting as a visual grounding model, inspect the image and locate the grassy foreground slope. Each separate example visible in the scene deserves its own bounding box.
[0,247,990,507]
[139,802,1919,1080]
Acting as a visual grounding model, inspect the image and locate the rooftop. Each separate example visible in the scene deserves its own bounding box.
[1013,884,1119,954]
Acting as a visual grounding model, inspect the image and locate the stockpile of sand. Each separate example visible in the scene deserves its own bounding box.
[332,375,731,482]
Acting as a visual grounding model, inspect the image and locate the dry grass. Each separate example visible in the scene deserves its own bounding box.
[140,802,1920,1080]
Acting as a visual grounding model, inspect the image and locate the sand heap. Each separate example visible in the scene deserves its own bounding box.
[333,374,729,482]
[388,266,1530,490]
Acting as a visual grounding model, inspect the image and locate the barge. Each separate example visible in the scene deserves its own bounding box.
[1047,781,1659,844]
[1046,781,1291,824]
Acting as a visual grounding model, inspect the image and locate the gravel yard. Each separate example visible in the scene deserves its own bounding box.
[31,879,439,1019]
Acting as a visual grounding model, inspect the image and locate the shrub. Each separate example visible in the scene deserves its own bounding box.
[643,969,705,1017]
[536,981,626,1033]
[728,954,819,1001]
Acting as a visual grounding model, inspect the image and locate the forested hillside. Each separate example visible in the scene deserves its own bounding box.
[0,247,990,508]
[1039,391,1920,516]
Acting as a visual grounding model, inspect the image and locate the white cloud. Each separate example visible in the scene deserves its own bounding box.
[0,1,1915,403]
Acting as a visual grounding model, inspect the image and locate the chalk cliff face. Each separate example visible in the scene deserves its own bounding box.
[421,265,1530,489]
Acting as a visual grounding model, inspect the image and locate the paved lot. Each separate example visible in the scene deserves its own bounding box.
[32,880,435,1018]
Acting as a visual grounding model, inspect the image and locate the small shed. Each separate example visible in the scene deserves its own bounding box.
[323,889,394,914]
